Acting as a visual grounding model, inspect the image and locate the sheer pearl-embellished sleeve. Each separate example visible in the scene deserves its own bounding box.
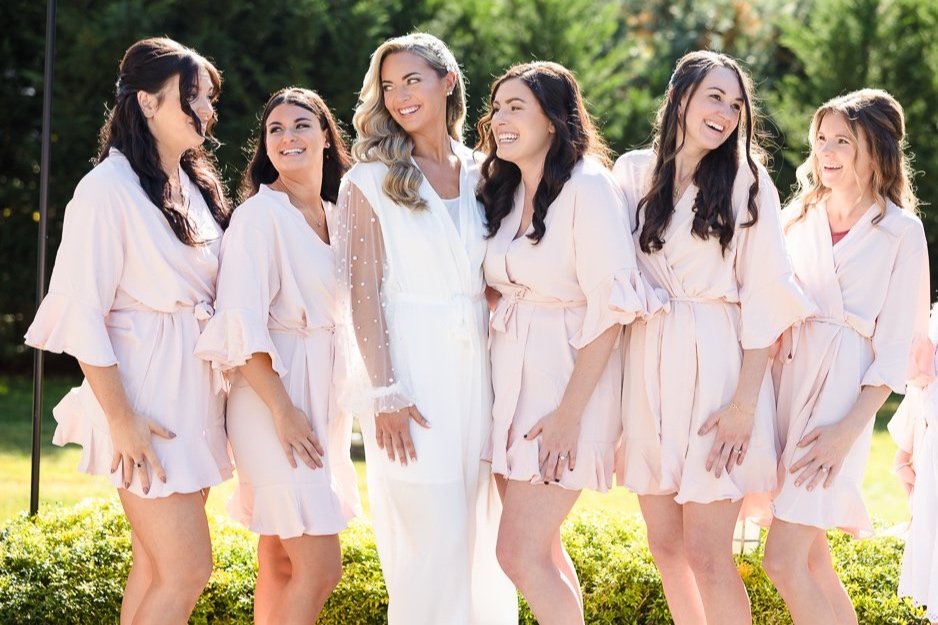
[334,179,414,414]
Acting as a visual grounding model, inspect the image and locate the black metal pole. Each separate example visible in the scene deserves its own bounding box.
[31,0,57,517]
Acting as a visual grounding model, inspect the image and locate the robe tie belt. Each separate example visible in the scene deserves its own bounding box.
[387,291,485,346]
[490,286,585,343]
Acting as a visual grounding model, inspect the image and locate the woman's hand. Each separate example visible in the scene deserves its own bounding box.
[698,401,754,478]
[526,409,580,482]
[790,422,859,490]
[376,405,430,466]
[272,404,324,470]
[108,411,175,495]
[893,448,916,496]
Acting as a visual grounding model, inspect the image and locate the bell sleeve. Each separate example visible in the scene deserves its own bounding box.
[24,175,123,366]
[195,206,285,375]
[569,172,658,349]
[734,168,815,350]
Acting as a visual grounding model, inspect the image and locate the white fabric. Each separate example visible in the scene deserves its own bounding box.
[334,140,518,624]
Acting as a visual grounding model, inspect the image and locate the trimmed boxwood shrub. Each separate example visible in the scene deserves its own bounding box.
[0,500,929,624]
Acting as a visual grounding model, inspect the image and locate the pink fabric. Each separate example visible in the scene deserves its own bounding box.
[24,149,232,498]
[773,200,930,536]
[612,150,813,518]
[485,158,654,492]
[195,186,360,537]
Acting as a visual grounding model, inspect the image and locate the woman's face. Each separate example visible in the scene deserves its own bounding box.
[381,51,453,136]
[265,103,327,180]
[814,111,873,195]
[490,78,554,171]
[679,66,743,156]
[144,66,215,157]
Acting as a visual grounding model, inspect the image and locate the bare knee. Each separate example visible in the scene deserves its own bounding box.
[762,542,803,589]
[159,550,213,596]
[292,554,343,601]
[683,531,731,583]
[646,528,687,571]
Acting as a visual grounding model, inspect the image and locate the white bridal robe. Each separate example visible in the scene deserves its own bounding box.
[24,149,231,498]
[773,201,930,536]
[334,141,517,625]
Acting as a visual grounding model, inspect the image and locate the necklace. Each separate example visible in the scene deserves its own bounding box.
[272,181,326,232]
[673,171,694,202]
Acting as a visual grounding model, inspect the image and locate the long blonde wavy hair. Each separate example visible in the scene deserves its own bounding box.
[352,32,467,211]
[787,89,918,229]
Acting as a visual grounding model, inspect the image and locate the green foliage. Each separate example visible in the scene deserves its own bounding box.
[0,501,930,624]
[3,0,937,369]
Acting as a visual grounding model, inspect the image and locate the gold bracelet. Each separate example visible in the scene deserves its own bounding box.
[728,400,755,416]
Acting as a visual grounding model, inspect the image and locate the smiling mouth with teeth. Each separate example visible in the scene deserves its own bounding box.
[398,105,420,116]
[497,133,519,144]
[281,148,306,156]
[705,121,725,132]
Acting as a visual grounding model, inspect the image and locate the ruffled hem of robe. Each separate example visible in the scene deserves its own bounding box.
[51,388,233,498]
[491,434,615,492]
[227,479,356,538]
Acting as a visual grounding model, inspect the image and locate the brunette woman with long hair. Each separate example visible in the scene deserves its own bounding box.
[477,61,651,625]
[195,87,359,624]
[25,37,231,625]
[612,50,813,624]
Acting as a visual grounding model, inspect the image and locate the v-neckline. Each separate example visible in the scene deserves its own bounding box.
[262,185,331,247]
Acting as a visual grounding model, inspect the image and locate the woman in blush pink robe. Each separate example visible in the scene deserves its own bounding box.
[762,90,930,625]
[613,51,812,625]
[24,38,232,625]
[889,307,938,625]
[195,89,359,625]
[478,62,652,625]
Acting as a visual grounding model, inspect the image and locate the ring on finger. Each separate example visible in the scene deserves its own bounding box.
[558,453,568,461]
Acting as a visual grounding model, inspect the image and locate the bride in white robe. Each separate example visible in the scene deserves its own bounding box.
[333,33,517,625]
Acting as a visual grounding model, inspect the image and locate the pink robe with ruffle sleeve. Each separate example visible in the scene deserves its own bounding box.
[484,158,652,491]
[774,200,930,536]
[195,185,360,537]
[613,149,813,517]
[24,149,231,498]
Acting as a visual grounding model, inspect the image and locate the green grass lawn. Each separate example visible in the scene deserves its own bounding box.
[0,376,910,529]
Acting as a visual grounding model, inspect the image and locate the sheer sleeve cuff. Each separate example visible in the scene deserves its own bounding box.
[739,275,816,350]
[570,269,661,349]
[24,292,117,366]
[194,308,286,377]
[370,382,416,414]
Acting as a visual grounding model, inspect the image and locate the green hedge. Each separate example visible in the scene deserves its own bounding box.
[0,500,928,624]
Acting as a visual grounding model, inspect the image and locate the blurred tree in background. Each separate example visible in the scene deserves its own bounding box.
[2,0,936,370]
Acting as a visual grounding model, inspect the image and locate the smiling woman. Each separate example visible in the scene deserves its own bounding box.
[333,32,517,625]
[23,37,232,625]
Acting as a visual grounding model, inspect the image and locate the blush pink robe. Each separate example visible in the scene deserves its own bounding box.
[195,185,360,537]
[24,149,231,498]
[613,149,812,515]
[484,158,652,492]
[773,200,930,536]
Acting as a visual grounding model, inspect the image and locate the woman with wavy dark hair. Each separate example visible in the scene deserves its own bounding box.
[477,61,651,624]
[333,33,516,624]
[612,51,812,624]
[763,89,929,625]
[195,87,359,624]
[24,37,231,625]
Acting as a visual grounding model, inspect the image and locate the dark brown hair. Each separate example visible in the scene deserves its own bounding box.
[637,50,765,255]
[240,87,351,204]
[96,37,230,244]
[476,61,611,243]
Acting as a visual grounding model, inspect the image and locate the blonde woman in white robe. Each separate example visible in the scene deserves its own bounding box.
[763,89,930,625]
[334,33,517,625]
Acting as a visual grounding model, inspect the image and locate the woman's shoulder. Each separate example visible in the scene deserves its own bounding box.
[612,148,655,178]
[878,200,925,241]
[568,156,619,191]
